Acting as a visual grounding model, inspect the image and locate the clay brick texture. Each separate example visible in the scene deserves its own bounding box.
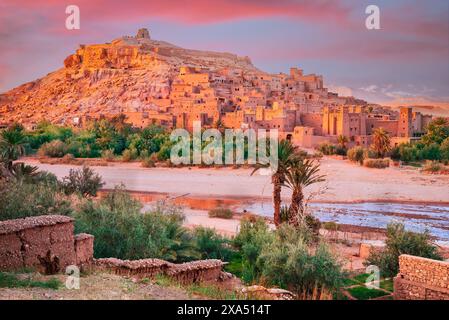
[394,254,449,300]
[0,215,93,273]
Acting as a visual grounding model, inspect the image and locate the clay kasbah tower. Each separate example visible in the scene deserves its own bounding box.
[0,0,449,316]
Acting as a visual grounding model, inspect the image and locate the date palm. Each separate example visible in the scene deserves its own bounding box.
[0,126,26,171]
[371,128,391,159]
[283,159,325,227]
[252,139,300,226]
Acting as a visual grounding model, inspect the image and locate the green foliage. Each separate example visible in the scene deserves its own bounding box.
[371,128,391,159]
[347,146,366,165]
[258,224,343,295]
[0,124,26,170]
[74,188,199,262]
[233,217,274,283]
[208,207,234,219]
[192,227,233,261]
[61,166,104,197]
[0,179,72,221]
[365,223,442,277]
[0,272,61,290]
[347,285,389,300]
[421,118,449,145]
[38,140,69,158]
[318,142,337,156]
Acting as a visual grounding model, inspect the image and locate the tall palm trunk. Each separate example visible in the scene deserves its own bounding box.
[289,187,304,227]
[272,174,282,226]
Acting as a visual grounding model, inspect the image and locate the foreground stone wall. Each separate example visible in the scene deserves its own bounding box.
[95,258,225,284]
[0,216,93,272]
[394,254,449,300]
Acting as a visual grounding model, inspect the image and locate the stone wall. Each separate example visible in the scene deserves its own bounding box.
[94,258,225,284]
[394,254,449,300]
[0,216,93,273]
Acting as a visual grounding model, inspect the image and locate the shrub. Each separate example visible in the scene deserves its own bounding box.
[258,224,343,296]
[121,148,138,162]
[61,166,104,197]
[74,188,200,262]
[233,217,274,283]
[38,140,68,158]
[363,158,390,169]
[317,142,336,156]
[0,180,72,221]
[423,160,442,173]
[141,156,156,168]
[193,227,233,261]
[347,147,365,165]
[441,137,449,160]
[101,149,115,161]
[365,223,442,277]
[208,207,234,219]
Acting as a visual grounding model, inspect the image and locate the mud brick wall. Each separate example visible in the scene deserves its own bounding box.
[74,233,94,267]
[0,215,93,272]
[94,258,225,284]
[394,254,449,300]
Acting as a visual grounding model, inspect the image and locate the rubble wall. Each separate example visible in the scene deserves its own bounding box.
[394,254,449,300]
[94,258,224,284]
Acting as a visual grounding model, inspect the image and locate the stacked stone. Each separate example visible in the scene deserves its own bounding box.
[166,259,225,284]
[394,254,449,300]
[94,258,170,278]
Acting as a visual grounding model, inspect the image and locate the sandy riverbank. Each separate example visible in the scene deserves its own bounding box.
[23,156,449,204]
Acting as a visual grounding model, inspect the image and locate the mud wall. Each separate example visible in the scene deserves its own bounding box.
[0,216,93,272]
[94,258,224,284]
[394,254,449,300]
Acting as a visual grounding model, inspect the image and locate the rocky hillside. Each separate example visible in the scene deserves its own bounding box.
[0,28,261,126]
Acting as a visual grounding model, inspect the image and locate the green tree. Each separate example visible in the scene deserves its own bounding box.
[371,128,391,158]
[282,159,325,227]
[252,140,301,226]
[0,125,26,171]
[422,118,449,145]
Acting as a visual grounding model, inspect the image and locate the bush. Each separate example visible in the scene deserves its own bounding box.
[233,217,274,283]
[258,224,343,296]
[121,148,138,162]
[141,156,156,168]
[38,140,68,158]
[363,158,390,169]
[423,160,442,173]
[317,142,337,156]
[74,188,200,262]
[347,147,365,165]
[0,180,72,221]
[101,149,115,161]
[61,166,104,197]
[193,227,233,261]
[365,223,442,277]
[208,207,234,219]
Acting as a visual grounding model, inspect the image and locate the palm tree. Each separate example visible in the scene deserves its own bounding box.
[371,128,391,158]
[283,159,325,227]
[0,126,26,171]
[252,139,300,226]
[10,162,39,182]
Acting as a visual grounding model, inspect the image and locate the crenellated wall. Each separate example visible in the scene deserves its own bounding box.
[394,254,449,300]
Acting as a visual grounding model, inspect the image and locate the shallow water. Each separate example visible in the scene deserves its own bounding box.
[238,202,449,243]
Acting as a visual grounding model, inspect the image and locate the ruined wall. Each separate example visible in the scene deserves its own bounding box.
[0,216,93,272]
[94,258,225,284]
[394,254,449,300]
